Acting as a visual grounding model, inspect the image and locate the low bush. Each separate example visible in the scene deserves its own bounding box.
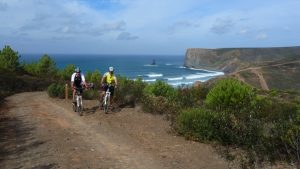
[177,107,262,147]
[83,69,102,89]
[205,78,256,112]
[82,89,98,100]
[115,77,146,107]
[141,95,180,116]
[143,80,176,100]
[47,83,65,98]
[174,85,207,108]
[59,64,75,80]
[177,108,220,141]
[0,45,20,72]
[176,78,300,165]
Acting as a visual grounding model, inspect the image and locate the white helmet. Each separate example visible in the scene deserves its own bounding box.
[75,67,81,73]
[109,66,114,72]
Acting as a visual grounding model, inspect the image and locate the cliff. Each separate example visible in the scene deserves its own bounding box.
[184,47,300,73]
[184,46,300,90]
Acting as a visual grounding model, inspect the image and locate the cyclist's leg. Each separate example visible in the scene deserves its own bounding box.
[72,89,76,103]
[79,88,83,106]
[109,86,115,108]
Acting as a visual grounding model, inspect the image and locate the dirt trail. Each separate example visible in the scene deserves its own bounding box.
[251,68,269,90]
[0,92,230,169]
[230,60,300,90]
[235,60,300,74]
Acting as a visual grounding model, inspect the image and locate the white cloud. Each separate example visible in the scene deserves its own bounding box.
[211,17,235,34]
[256,33,268,40]
[238,28,249,35]
[0,0,299,54]
[167,20,200,34]
[117,32,138,40]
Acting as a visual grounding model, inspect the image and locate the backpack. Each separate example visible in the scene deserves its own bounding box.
[74,73,82,87]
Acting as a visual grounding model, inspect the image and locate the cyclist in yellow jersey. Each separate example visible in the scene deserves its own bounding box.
[100,66,118,108]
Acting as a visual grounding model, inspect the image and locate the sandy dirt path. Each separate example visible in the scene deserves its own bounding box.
[0,92,230,169]
[250,68,269,90]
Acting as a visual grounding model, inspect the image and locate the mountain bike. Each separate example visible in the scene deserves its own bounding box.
[100,84,113,114]
[73,87,83,116]
[72,83,94,116]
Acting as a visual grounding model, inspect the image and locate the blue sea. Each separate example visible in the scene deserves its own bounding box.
[21,54,224,86]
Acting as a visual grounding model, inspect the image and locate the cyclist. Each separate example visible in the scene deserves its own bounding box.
[71,67,87,104]
[100,66,118,108]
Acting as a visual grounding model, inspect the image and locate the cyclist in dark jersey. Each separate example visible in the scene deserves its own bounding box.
[71,67,87,103]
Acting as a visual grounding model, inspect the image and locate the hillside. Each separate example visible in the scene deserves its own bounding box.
[184,46,300,89]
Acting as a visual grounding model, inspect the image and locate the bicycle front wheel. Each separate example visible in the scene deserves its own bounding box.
[104,103,108,113]
[73,103,77,112]
[78,105,83,116]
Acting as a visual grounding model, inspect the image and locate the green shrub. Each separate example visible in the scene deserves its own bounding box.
[90,69,101,89]
[0,45,20,72]
[254,95,298,123]
[37,54,58,77]
[174,86,207,108]
[177,108,220,141]
[143,80,176,100]
[177,107,262,146]
[281,124,300,162]
[23,54,58,78]
[85,70,92,82]
[47,83,65,98]
[141,95,179,115]
[59,64,75,80]
[205,78,256,112]
[82,89,98,100]
[23,62,38,75]
[115,77,146,107]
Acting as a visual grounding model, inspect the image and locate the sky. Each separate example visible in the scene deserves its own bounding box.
[0,0,299,55]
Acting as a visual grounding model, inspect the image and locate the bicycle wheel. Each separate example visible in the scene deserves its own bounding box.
[105,97,110,114]
[104,102,108,113]
[78,105,83,116]
[73,102,77,112]
[78,97,83,116]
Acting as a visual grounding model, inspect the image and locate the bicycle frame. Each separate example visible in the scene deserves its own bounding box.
[104,90,111,105]
[73,88,83,116]
[76,91,82,109]
[102,85,112,113]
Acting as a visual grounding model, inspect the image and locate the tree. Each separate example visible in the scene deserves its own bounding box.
[0,45,20,72]
[60,64,76,80]
[37,54,57,76]
[90,69,101,88]
[23,62,38,75]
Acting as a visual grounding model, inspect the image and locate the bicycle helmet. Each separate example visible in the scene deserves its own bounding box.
[75,67,81,73]
[109,66,114,72]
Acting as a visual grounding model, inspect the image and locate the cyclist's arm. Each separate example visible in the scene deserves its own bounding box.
[81,74,88,88]
[101,74,106,84]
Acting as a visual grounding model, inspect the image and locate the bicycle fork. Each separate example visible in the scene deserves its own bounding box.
[104,91,110,105]
[77,95,82,108]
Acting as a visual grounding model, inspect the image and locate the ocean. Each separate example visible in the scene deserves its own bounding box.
[21,54,224,86]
